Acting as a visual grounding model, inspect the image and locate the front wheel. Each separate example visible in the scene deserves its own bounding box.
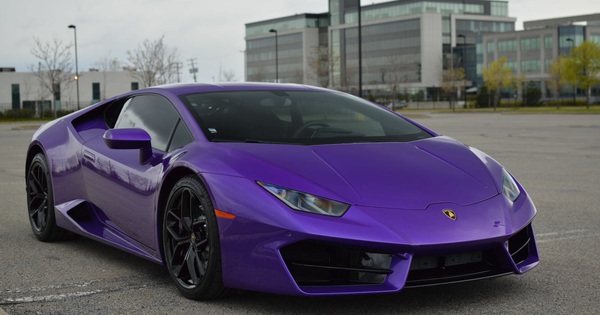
[162,176,227,300]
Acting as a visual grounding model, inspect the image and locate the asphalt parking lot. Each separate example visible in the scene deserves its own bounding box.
[1,113,599,314]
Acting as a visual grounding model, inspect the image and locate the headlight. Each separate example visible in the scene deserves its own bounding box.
[502,168,521,202]
[257,182,350,217]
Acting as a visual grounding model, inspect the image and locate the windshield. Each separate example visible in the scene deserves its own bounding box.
[180,90,432,145]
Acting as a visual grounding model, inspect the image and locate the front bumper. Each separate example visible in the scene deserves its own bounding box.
[207,175,539,296]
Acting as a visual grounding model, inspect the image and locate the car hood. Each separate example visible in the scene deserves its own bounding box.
[214,136,499,209]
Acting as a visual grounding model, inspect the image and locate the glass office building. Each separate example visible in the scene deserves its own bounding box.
[245,0,515,98]
[246,14,329,84]
[478,14,600,99]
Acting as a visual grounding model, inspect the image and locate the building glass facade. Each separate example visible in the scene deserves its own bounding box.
[246,0,515,99]
[332,19,422,91]
[478,14,600,100]
[246,14,328,84]
[343,0,509,24]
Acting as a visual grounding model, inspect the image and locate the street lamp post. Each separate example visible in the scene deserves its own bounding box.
[68,24,80,110]
[269,29,278,83]
[458,34,467,107]
[566,38,576,106]
[358,2,363,98]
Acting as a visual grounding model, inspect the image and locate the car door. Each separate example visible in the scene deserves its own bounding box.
[81,93,193,250]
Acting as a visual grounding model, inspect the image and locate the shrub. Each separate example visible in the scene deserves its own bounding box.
[523,82,542,106]
[2,108,36,119]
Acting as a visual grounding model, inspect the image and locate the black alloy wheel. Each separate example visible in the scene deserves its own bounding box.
[163,176,227,300]
[26,153,67,241]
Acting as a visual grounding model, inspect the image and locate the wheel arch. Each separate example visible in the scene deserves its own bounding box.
[25,142,46,179]
[156,166,201,264]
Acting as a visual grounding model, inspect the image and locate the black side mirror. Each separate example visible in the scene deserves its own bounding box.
[103,128,152,164]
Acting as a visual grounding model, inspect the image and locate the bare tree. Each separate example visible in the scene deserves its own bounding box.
[249,66,267,82]
[29,37,73,115]
[442,67,465,110]
[95,52,122,71]
[126,35,180,87]
[292,68,304,84]
[222,69,237,82]
[385,55,406,105]
[340,67,357,93]
[548,56,567,108]
[94,52,122,100]
[307,45,332,87]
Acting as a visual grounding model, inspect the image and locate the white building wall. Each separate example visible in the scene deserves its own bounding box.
[0,71,139,112]
[420,13,444,88]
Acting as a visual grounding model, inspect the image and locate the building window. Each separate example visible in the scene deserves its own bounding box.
[11,84,20,110]
[92,82,100,101]
[498,39,516,52]
[131,82,139,90]
[520,38,540,50]
[545,59,554,72]
[53,83,60,101]
[545,36,553,49]
[491,2,509,17]
[505,60,518,72]
[487,41,495,53]
[521,59,541,73]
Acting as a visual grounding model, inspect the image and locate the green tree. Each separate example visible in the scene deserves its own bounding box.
[482,57,514,110]
[562,41,600,108]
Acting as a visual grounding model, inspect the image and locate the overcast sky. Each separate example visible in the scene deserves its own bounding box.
[2,0,599,83]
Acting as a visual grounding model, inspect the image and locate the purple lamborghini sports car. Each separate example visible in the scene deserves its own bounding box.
[26,83,538,299]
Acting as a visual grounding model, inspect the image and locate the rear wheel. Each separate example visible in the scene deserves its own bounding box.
[162,176,227,300]
[26,153,67,242]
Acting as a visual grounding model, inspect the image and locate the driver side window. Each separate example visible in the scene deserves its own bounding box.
[115,94,180,152]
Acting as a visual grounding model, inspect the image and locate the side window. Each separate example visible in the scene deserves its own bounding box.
[115,94,179,152]
[104,97,131,128]
[168,120,193,151]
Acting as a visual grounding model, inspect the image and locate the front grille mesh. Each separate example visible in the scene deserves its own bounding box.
[405,224,534,287]
[281,225,533,289]
[280,241,393,286]
[405,249,504,287]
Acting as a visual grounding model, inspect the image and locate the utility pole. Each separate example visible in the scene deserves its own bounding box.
[188,58,198,82]
[174,62,182,83]
[68,25,80,110]
[358,0,363,98]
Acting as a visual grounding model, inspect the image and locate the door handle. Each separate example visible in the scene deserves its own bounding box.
[83,150,96,162]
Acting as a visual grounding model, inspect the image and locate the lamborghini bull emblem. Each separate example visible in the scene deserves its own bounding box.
[443,209,457,221]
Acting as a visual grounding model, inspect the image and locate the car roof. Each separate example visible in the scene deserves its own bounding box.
[142,82,329,96]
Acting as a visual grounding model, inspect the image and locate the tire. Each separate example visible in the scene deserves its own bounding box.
[162,176,228,300]
[26,153,68,242]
